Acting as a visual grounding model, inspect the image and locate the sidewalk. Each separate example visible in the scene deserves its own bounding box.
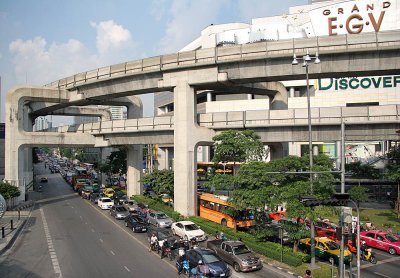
[0,200,34,256]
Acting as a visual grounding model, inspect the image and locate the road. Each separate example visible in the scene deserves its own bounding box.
[0,162,295,278]
[347,248,400,278]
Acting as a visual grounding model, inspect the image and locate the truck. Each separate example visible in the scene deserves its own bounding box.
[206,239,263,272]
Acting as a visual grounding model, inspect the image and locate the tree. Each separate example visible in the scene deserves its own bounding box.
[203,174,236,191]
[0,181,21,200]
[346,161,380,179]
[227,154,336,252]
[349,186,369,207]
[140,169,174,203]
[386,163,400,218]
[98,147,127,185]
[212,130,266,163]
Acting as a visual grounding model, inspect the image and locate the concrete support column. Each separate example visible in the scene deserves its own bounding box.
[100,148,113,187]
[247,94,253,100]
[289,87,295,98]
[173,81,197,216]
[207,92,212,102]
[336,141,342,168]
[313,145,319,156]
[126,145,143,197]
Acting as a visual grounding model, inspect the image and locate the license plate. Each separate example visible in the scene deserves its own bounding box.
[142,229,146,231]
[252,266,257,269]
[220,274,225,277]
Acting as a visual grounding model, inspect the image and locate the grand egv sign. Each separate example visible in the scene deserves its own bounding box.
[308,0,399,36]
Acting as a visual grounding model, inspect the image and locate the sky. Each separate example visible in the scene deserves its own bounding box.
[0,0,308,123]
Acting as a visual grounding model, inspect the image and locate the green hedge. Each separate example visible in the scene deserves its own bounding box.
[131,195,305,267]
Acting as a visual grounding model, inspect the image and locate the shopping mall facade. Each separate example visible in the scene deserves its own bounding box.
[153,0,400,170]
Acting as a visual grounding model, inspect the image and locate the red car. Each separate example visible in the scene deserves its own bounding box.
[360,230,400,255]
[269,211,286,220]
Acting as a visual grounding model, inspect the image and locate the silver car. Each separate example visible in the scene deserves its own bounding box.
[110,205,130,220]
[122,199,139,213]
[147,211,173,228]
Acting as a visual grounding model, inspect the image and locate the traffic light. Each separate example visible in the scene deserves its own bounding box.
[299,193,350,207]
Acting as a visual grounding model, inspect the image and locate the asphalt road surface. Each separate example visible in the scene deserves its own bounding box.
[0,163,296,278]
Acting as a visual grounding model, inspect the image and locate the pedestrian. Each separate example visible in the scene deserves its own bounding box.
[214,231,220,239]
[304,269,313,278]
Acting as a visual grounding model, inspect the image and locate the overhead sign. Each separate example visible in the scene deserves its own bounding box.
[309,0,400,36]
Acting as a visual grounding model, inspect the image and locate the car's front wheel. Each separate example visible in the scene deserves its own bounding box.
[233,263,241,272]
[388,248,396,255]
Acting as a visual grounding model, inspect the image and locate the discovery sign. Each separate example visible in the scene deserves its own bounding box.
[318,75,400,91]
[309,0,399,36]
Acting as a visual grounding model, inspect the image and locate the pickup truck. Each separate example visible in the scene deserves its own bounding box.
[206,239,263,272]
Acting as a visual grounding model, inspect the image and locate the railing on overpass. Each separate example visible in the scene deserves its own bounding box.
[44,31,400,89]
[45,105,400,134]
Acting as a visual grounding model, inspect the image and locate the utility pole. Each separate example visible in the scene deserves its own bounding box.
[339,121,345,278]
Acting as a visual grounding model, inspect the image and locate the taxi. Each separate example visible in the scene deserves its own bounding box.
[360,230,400,255]
[298,237,353,264]
[103,188,115,198]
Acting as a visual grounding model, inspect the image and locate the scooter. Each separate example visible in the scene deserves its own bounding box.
[362,248,377,264]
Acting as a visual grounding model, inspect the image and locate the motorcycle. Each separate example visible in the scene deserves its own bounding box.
[161,245,174,260]
[362,248,377,264]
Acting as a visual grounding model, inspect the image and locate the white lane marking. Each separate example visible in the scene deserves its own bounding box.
[91,228,95,233]
[110,250,115,256]
[124,266,131,272]
[40,207,63,278]
[99,238,103,243]
[79,216,83,220]
[374,272,392,278]
[85,222,88,225]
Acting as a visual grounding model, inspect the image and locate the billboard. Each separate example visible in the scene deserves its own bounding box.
[309,0,400,36]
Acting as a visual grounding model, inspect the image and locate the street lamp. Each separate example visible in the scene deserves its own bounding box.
[348,198,361,278]
[292,49,320,269]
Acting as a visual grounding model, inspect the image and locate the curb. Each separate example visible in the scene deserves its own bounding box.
[264,262,302,278]
[0,201,35,257]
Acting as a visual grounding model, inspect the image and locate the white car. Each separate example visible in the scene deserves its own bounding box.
[98,197,114,210]
[171,221,207,242]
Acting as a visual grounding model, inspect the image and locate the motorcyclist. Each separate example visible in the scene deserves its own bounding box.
[360,240,367,259]
[149,232,158,252]
[197,260,210,278]
[160,239,170,259]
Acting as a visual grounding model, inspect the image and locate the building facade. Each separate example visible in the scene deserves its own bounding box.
[154,0,400,170]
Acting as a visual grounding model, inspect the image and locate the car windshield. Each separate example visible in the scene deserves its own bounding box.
[385,234,399,242]
[156,213,168,219]
[233,244,251,255]
[202,253,221,264]
[325,241,340,250]
[127,201,135,205]
[102,199,112,203]
[116,207,127,212]
[184,224,199,231]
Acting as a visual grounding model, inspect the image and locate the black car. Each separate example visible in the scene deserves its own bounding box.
[125,214,148,233]
[185,248,231,277]
[112,191,127,205]
[90,193,103,204]
[147,227,179,250]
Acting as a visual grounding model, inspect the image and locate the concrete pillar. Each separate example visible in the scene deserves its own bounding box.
[247,94,253,100]
[207,92,212,102]
[173,81,198,216]
[313,145,319,156]
[126,145,143,197]
[289,87,295,98]
[336,141,342,168]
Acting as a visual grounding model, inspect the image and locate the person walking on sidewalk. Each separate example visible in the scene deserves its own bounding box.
[304,269,313,278]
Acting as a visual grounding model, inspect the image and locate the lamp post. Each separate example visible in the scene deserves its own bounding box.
[348,198,361,278]
[292,49,320,269]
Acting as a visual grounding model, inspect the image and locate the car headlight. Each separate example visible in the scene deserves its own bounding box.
[242,260,250,266]
[159,222,165,225]
[209,268,217,274]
